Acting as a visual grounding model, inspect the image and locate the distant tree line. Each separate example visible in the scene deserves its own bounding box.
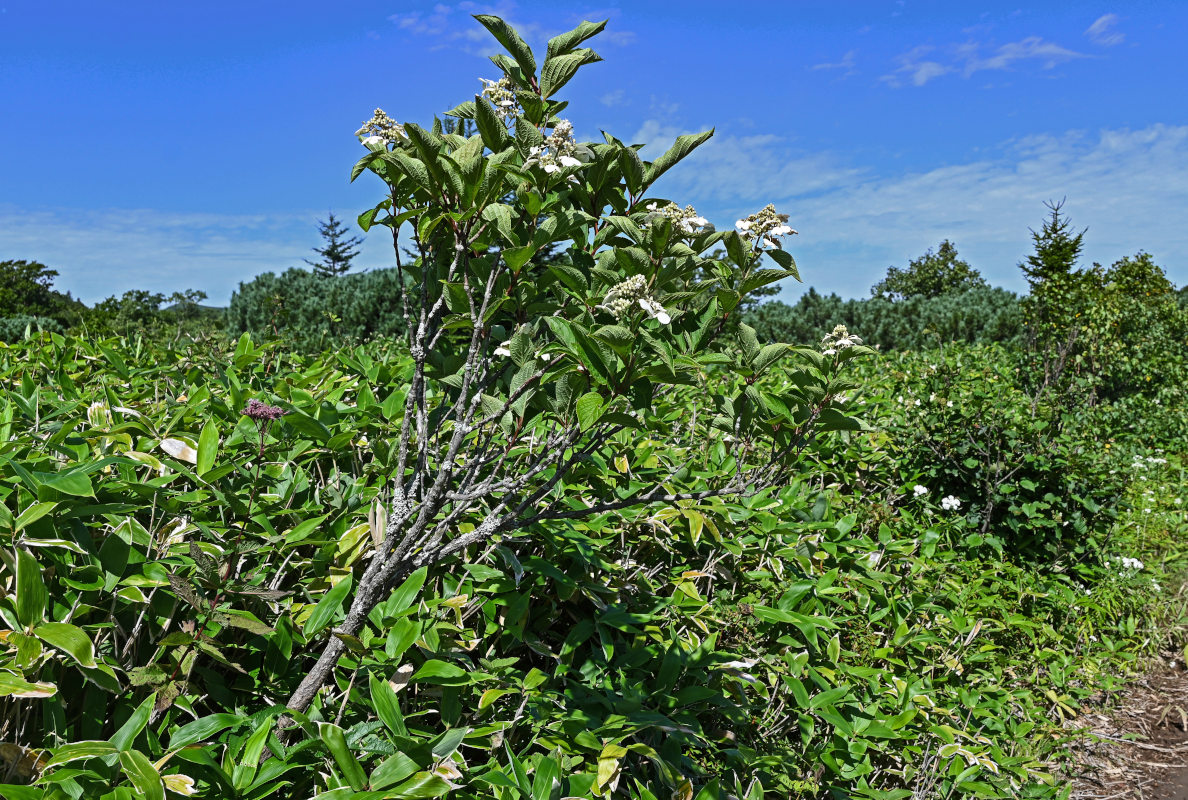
[3,207,1184,371]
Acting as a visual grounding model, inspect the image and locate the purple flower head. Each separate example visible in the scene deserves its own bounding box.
[241,399,287,422]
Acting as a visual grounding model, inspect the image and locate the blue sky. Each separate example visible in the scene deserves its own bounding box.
[2,1,1186,305]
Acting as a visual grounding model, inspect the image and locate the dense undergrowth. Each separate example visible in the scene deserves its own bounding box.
[2,14,1187,800]
[0,329,1183,800]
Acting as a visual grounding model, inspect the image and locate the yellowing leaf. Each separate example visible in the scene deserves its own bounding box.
[159,438,197,464]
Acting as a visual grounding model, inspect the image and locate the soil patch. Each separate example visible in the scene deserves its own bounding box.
[1070,656,1188,799]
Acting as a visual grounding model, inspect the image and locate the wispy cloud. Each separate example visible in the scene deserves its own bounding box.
[882,35,1085,87]
[811,49,857,76]
[1086,13,1125,46]
[632,121,1188,296]
[386,2,633,55]
[599,88,626,107]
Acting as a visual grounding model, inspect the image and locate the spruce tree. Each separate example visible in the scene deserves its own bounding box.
[305,213,363,277]
[1021,199,1085,290]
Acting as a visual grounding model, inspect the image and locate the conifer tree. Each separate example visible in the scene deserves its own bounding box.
[1021,199,1085,289]
[305,212,363,277]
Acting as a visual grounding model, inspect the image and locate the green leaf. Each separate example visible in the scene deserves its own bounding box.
[169,713,247,749]
[576,392,605,430]
[109,693,156,751]
[0,671,56,698]
[644,129,714,187]
[14,501,56,532]
[43,469,95,497]
[546,19,607,59]
[317,722,368,791]
[766,248,800,280]
[34,622,97,668]
[119,748,165,800]
[411,659,469,684]
[502,244,536,273]
[45,740,118,767]
[540,48,603,98]
[474,96,510,153]
[304,573,354,637]
[14,548,46,628]
[752,344,791,375]
[389,567,428,616]
[283,410,330,443]
[369,672,408,737]
[474,15,537,81]
[196,420,219,476]
[387,771,455,798]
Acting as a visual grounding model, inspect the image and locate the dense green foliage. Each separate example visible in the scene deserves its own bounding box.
[0,316,66,343]
[2,14,1187,800]
[870,240,986,301]
[0,260,85,335]
[746,285,1023,351]
[226,268,405,352]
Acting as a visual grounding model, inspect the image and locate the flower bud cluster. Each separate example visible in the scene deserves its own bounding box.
[480,77,519,122]
[735,204,797,249]
[598,274,671,324]
[645,202,710,236]
[356,108,406,148]
[821,324,862,355]
[529,120,583,174]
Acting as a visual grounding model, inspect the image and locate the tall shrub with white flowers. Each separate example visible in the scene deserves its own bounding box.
[285,15,872,713]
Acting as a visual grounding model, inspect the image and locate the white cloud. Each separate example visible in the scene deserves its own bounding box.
[633,121,1188,297]
[1086,13,1124,46]
[386,2,632,55]
[882,35,1084,87]
[0,207,397,305]
[811,49,857,75]
[600,88,626,107]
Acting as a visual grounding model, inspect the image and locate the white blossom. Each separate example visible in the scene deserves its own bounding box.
[480,77,520,121]
[356,108,405,147]
[913,485,929,497]
[941,495,961,511]
[734,204,797,250]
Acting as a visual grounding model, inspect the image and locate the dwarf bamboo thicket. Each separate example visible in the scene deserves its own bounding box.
[284,15,869,713]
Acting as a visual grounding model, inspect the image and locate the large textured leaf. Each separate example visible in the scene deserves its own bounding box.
[474,15,536,80]
[644,129,714,187]
[546,19,607,59]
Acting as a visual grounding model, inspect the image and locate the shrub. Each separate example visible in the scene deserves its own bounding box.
[747,285,1023,352]
[224,265,406,349]
[0,314,65,342]
[226,266,406,351]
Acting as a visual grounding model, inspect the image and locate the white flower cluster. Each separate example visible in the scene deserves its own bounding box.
[598,274,671,324]
[480,77,519,122]
[913,484,929,497]
[528,119,583,174]
[1131,454,1168,470]
[735,204,796,249]
[821,324,862,356]
[356,108,405,148]
[941,495,962,511]
[645,202,710,236]
[1106,555,1144,573]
